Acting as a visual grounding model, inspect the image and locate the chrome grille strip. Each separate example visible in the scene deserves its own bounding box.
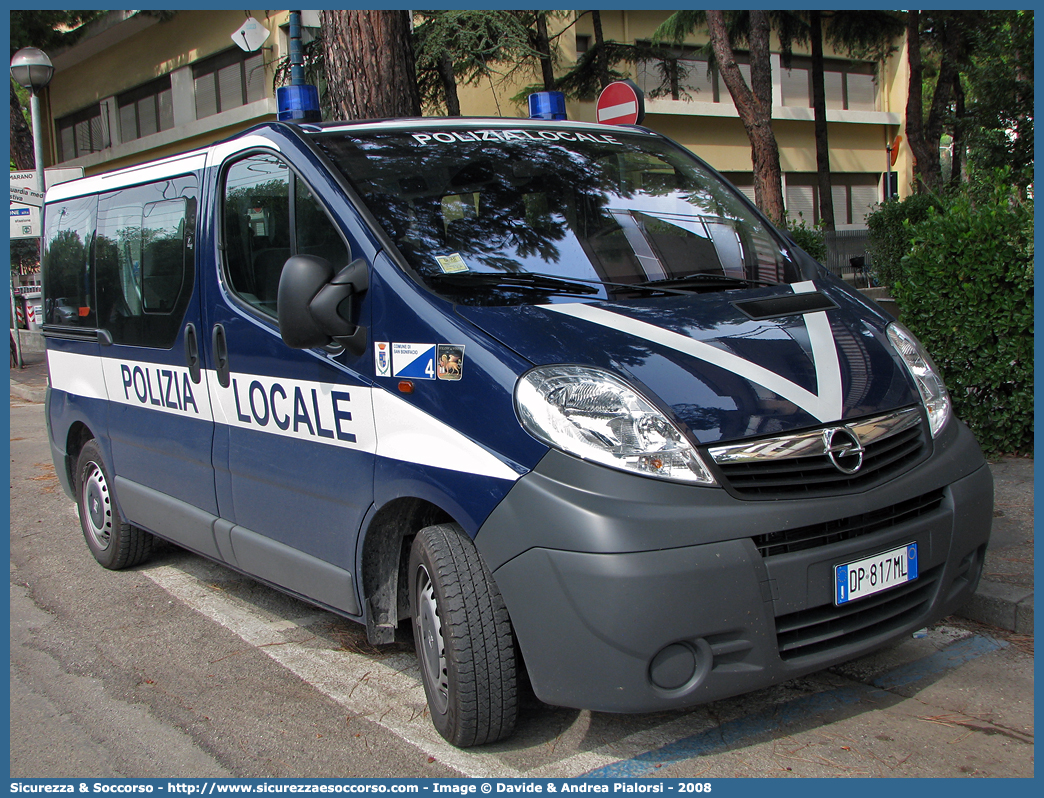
[708,407,922,465]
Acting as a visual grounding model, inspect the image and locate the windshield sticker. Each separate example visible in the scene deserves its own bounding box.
[410,130,622,147]
[435,253,469,274]
[437,345,465,381]
[392,343,437,380]
[374,342,391,378]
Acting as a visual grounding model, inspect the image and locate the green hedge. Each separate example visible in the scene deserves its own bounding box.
[865,194,942,286]
[783,218,827,262]
[895,183,1033,455]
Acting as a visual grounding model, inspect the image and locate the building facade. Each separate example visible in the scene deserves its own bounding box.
[39,10,914,230]
[43,10,306,174]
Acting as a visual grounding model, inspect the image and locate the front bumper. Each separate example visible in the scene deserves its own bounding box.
[475,419,992,713]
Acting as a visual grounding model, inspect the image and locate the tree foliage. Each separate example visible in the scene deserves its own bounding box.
[904,10,1032,193]
[413,11,537,116]
[962,10,1033,189]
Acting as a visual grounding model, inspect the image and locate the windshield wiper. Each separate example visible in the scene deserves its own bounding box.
[430,271,696,298]
[431,271,601,296]
[635,273,780,290]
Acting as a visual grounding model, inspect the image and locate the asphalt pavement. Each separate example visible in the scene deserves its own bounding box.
[11,344,1033,635]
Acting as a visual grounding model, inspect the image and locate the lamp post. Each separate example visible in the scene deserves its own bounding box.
[10,47,53,369]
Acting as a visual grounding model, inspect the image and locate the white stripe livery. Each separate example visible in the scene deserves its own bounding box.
[48,352,520,482]
[545,282,845,424]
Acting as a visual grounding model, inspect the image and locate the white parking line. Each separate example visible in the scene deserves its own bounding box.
[144,565,634,778]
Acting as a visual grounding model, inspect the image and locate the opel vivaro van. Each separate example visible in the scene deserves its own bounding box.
[44,118,993,747]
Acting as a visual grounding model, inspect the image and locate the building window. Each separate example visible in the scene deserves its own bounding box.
[575,35,591,55]
[118,76,175,142]
[720,173,756,205]
[780,58,877,112]
[636,44,749,103]
[785,173,881,227]
[193,48,266,120]
[56,105,109,163]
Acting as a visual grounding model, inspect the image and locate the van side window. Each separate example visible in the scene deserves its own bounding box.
[296,182,350,271]
[95,178,197,348]
[42,196,97,328]
[222,153,350,317]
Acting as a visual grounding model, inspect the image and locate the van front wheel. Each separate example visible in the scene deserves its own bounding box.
[75,440,153,570]
[409,523,518,747]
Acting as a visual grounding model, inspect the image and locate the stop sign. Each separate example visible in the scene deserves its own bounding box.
[596,80,645,126]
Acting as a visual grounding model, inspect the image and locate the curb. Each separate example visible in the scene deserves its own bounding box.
[11,381,47,404]
[957,583,1034,635]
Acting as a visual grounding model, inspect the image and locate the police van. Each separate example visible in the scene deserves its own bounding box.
[43,117,992,747]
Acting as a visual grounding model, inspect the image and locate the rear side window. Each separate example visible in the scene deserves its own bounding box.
[95,177,197,348]
[222,152,350,317]
[43,196,97,328]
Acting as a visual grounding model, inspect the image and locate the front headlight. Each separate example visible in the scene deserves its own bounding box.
[887,322,951,438]
[515,365,716,484]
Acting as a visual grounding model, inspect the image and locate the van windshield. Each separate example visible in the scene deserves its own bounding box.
[313,126,802,304]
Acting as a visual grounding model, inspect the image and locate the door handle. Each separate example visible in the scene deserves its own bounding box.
[184,323,201,384]
[211,323,230,388]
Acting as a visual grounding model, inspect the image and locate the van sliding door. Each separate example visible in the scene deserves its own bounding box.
[93,177,221,557]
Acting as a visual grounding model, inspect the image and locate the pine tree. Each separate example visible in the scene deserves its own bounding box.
[413,11,535,116]
[321,10,421,120]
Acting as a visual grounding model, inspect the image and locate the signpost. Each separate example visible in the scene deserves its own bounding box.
[10,167,83,239]
[9,166,83,368]
[595,80,645,126]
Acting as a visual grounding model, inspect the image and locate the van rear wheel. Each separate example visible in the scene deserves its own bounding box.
[409,523,518,747]
[75,440,153,570]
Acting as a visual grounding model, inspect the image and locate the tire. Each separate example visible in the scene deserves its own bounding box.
[75,440,153,570]
[409,523,518,747]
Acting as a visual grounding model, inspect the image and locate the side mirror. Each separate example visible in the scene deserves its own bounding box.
[277,255,369,354]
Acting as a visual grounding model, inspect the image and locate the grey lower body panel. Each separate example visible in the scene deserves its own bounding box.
[113,476,360,617]
[476,420,992,713]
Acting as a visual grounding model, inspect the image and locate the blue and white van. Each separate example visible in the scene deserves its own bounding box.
[44,118,992,747]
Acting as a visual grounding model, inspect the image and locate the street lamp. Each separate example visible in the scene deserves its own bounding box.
[10,46,53,369]
[10,47,52,200]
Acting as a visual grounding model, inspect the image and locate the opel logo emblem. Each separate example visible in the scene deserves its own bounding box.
[824,427,865,474]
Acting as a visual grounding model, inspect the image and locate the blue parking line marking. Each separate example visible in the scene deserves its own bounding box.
[582,634,1007,778]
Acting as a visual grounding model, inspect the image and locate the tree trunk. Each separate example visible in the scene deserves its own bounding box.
[321,10,421,120]
[10,83,35,171]
[810,11,835,230]
[925,17,962,185]
[707,10,785,225]
[904,12,929,191]
[748,11,772,112]
[905,11,959,193]
[950,72,965,187]
[591,10,610,91]
[668,57,680,100]
[438,52,461,116]
[534,13,556,91]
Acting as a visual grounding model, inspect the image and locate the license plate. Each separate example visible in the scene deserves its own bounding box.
[835,543,918,605]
